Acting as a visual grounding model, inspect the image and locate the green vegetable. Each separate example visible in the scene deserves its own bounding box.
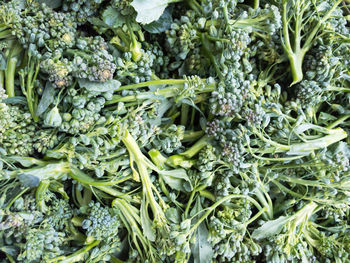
[1,0,350,262]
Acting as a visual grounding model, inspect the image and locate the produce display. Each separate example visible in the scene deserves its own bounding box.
[0,0,350,262]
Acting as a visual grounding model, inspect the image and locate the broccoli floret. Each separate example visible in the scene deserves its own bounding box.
[81,201,121,243]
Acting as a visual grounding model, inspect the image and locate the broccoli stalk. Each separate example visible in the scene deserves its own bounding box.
[110,24,143,62]
[47,240,100,263]
[112,198,158,262]
[3,40,23,97]
[166,135,212,168]
[249,126,347,158]
[105,78,215,105]
[19,52,40,122]
[121,129,168,227]
[281,0,343,85]
[175,193,267,261]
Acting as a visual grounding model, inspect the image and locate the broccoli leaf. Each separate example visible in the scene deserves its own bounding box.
[18,173,40,188]
[131,0,179,24]
[141,198,156,241]
[0,52,6,70]
[37,0,62,8]
[102,6,126,28]
[191,198,213,263]
[36,82,55,116]
[143,7,173,33]
[252,216,290,240]
[78,79,121,92]
[159,169,192,192]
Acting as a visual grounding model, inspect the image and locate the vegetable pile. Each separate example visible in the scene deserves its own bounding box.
[1,0,350,262]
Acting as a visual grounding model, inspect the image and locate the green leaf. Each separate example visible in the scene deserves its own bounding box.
[102,6,126,28]
[4,156,46,167]
[78,79,121,92]
[190,199,213,263]
[0,246,18,257]
[17,162,69,182]
[0,52,7,70]
[252,216,290,240]
[159,169,192,192]
[3,96,27,105]
[143,7,173,33]
[131,0,178,24]
[37,0,62,8]
[140,198,156,241]
[44,106,62,128]
[18,174,40,188]
[36,82,55,116]
[165,207,181,223]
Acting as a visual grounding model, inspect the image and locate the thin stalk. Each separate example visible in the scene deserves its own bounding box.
[122,130,166,225]
[253,0,259,9]
[180,135,211,159]
[47,241,100,263]
[184,190,197,218]
[182,130,204,142]
[116,79,187,91]
[327,114,350,129]
[36,180,50,212]
[181,104,189,126]
[199,190,216,202]
[245,207,267,226]
[0,70,4,91]
[106,81,215,105]
[5,57,17,97]
[69,166,131,200]
[200,33,223,80]
[188,194,264,236]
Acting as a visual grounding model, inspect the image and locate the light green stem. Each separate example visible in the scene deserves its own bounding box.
[47,241,100,263]
[5,58,17,97]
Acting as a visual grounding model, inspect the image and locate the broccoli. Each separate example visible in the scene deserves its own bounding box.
[0,0,350,262]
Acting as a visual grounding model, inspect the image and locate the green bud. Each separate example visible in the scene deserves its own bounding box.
[44,107,62,128]
[180,219,191,231]
[175,234,187,245]
[63,113,72,121]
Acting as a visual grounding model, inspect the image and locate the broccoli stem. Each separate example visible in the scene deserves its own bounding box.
[188,194,264,237]
[282,0,343,85]
[182,130,204,142]
[69,166,132,200]
[327,114,350,129]
[288,54,305,86]
[106,80,215,105]
[149,149,185,208]
[0,29,11,38]
[180,135,212,159]
[122,130,167,225]
[181,104,189,126]
[184,190,197,218]
[271,179,342,205]
[254,0,259,9]
[115,79,189,90]
[25,59,40,122]
[252,127,347,154]
[277,175,350,191]
[186,0,203,14]
[36,180,50,212]
[199,190,216,201]
[113,199,156,261]
[126,21,142,62]
[47,240,100,263]
[0,70,4,91]
[5,57,17,97]
[5,255,15,263]
[5,187,29,210]
[200,33,224,80]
